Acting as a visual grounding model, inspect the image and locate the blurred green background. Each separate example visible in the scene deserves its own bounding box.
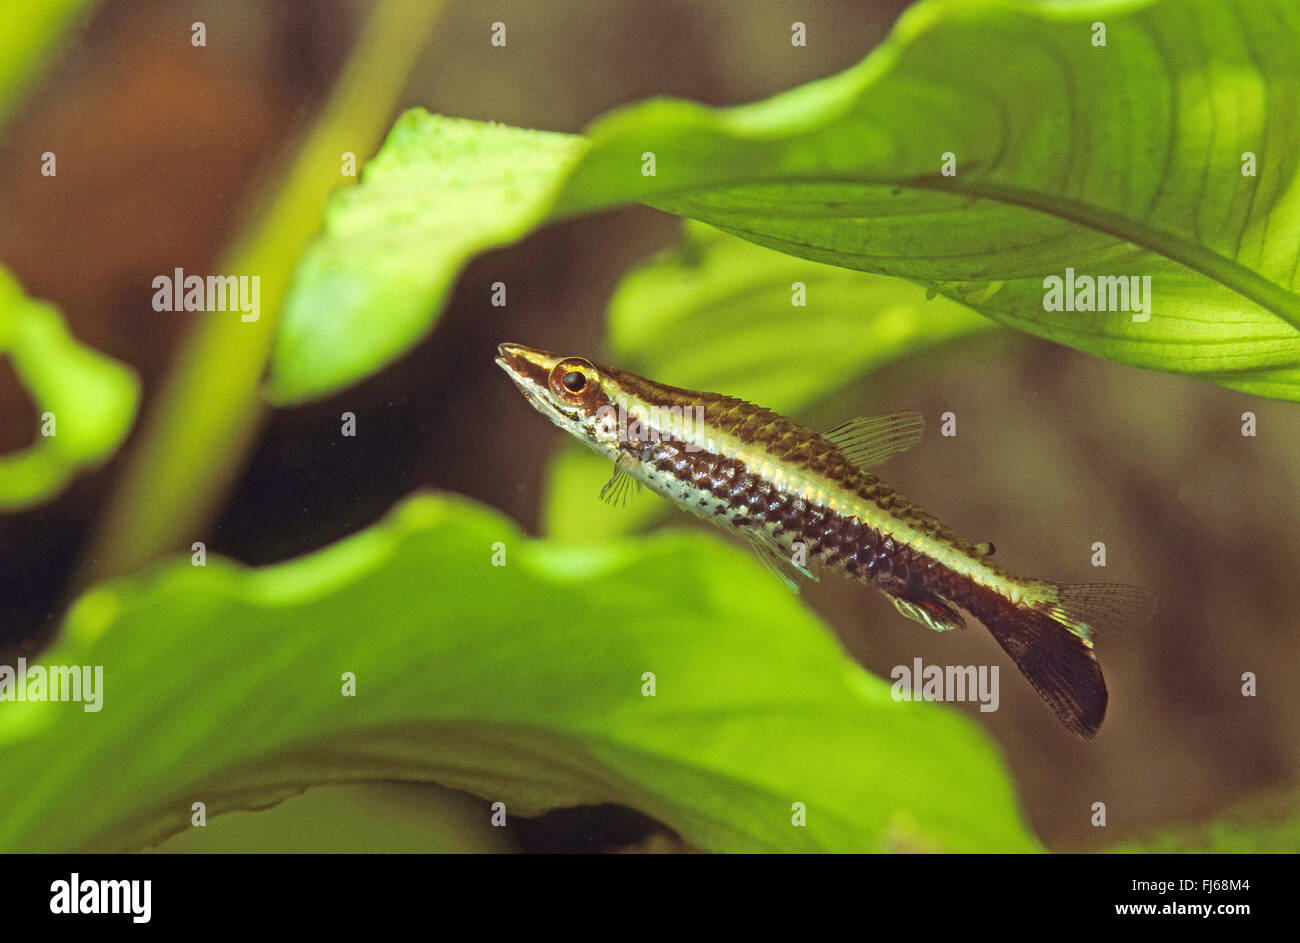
[1,0,1298,853]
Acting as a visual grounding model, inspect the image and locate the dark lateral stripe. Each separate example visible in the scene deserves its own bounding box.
[637,436,916,581]
[601,366,989,565]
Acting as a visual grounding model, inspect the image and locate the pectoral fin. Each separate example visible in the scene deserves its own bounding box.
[822,410,924,468]
[600,453,642,506]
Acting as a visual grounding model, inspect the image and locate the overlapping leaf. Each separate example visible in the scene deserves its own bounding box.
[270,0,1300,404]
[0,493,1036,853]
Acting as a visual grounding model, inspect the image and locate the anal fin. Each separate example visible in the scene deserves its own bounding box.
[881,587,966,633]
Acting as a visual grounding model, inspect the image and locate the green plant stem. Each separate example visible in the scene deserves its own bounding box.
[80,0,444,584]
[0,0,97,126]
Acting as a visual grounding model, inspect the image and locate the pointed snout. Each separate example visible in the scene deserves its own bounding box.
[495,342,562,387]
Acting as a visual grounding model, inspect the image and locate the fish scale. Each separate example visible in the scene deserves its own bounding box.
[631,402,993,594]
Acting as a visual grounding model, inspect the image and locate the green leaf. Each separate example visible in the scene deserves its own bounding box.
[606,221,992,406]
[0,266,139,509]
[0,493,1037,853]
[268,116,586,403]
[270,0,1300,405]
[543,221,994,541]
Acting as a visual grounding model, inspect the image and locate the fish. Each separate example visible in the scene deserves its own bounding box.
[495,342,1155,738]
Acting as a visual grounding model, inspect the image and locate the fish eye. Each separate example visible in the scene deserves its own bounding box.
[549,358,597,401]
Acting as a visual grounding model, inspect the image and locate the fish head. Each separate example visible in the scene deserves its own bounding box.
[496,343,625,457]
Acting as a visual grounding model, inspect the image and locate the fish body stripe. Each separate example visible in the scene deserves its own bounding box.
[627,429,1036,605]
[496,343,1151,737]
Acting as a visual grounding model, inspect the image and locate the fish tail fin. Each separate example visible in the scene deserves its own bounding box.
[1042,582,1157,638]
[969,582,1155,738]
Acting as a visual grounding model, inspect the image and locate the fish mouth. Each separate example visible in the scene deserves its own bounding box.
[496,342,575,428]
[496,342,559,389]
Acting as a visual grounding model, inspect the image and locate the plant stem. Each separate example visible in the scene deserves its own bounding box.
[80,0,444,584]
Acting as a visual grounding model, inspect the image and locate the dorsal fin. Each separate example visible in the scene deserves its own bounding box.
[822,410,924,468]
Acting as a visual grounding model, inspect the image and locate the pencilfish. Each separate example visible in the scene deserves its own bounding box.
[496,343,1154,737]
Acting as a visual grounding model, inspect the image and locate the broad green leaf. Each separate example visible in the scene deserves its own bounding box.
[0,493,1036,853]
[606,222,993,406]
[543,221,995,541]
[0,266,139,509]
[269,0,1300,405]
[269,117,585,403]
